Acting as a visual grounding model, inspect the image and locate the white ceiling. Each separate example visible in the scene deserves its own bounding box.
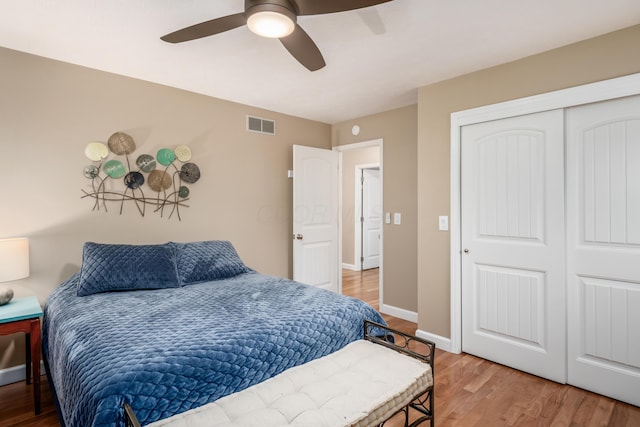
[1,0,639,124]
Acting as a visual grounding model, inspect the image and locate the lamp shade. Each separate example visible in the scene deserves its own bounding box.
[0,238,30,282]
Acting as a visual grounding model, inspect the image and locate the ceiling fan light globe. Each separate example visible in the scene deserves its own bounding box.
[247,11,295,38]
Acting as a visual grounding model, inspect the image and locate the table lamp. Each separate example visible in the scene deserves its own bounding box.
[0,237,30,305]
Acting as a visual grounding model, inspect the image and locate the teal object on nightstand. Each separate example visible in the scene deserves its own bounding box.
[0,296,42,323]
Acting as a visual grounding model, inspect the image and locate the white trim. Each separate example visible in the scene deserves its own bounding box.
[380,303,417,323]
[354,166,361,272]
[0,364,27,386]
[450,72,640,354]
[336,149,344,294]
[341,262,358,271]
[334,139,384,307]
[0,361,46,387]
[416,329,454,354]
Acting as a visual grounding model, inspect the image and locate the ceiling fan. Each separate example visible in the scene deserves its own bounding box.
[161,0,393,71]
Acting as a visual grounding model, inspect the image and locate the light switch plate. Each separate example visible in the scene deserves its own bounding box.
[393,213,401,225]
[438,215,449,231]
[385,212,391,224]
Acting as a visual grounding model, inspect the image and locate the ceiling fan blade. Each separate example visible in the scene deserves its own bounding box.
[280,25,326,71]
[293,0,393,16]
[161,13,246,43]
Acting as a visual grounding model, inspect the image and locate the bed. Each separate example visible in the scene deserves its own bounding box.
[42,241,386,427]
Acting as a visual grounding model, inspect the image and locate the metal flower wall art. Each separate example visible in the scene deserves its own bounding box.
[82,132,201,221]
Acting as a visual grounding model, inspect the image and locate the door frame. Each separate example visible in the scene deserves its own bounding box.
[355,163,381,271]
[335,139,384,303]
[449,72,640,354]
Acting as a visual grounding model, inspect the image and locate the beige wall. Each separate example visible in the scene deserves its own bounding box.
[0,47,330,369]
[4,23,639,373]
[332,105,418,312]
[341,146,380,267]
[417,24,640,338]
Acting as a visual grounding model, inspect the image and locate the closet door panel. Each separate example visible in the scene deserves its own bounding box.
[566,94,640,407]
[461,109,566,383]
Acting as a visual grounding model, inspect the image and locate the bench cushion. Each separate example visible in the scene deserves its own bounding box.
[147,340,433,427]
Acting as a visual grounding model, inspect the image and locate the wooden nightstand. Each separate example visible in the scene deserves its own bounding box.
[0,296,43,415]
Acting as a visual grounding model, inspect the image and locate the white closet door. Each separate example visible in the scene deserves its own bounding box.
[461,110,566,382]
[566,95,640,406]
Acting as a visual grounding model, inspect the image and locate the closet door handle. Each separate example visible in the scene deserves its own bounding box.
[463,248,470,254]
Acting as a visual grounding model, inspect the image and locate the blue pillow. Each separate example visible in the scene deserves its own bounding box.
[174,240,251,285]
[77,242,180,296]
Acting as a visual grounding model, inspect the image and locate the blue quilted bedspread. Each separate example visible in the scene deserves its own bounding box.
[42,272,385,427]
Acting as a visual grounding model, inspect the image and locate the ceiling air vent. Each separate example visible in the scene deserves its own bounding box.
[247,115,276,135]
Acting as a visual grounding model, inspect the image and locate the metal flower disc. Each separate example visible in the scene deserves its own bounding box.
[148,170,172,192]
[179,163,200,184]
[174,145,192,162]
[124,171,145,189]
[107,132,136,155]
[157,148,176,166]
[85,142,109,161]
[103,159,127,179]
[84,165,100,179]
[178,186,190,198]
[136,154,156,172]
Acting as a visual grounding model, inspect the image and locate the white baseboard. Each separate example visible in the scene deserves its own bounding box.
[380,304,417,323]
[341,263,358,271]
[0,364,26,386]
[415,329,457,354]
[0,361,46,387]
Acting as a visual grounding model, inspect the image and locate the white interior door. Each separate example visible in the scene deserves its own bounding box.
[461,110,566,383]
[293,145,339,292]
[362,168,381,270]
[566,95,640,406]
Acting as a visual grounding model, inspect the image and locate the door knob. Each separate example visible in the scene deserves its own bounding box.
[295,234,304,240]
[463,248,470,253]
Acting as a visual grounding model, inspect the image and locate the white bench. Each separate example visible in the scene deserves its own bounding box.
[125,321,435,427]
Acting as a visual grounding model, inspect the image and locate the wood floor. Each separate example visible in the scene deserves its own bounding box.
[1,269,639,426]
[343,269,640,427]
